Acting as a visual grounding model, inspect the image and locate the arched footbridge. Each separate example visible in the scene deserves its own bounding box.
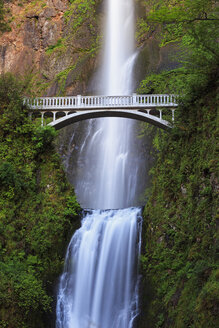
[24,94,178,130]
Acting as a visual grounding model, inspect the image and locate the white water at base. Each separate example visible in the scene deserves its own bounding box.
[56,0,143,327]
[56,208,142,328]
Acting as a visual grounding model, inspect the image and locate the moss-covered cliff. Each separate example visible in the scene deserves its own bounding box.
[138,1,218,327]
[139,82,218,328]
[0,74,81,328]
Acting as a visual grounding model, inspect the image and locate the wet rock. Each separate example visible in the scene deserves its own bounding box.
[0,45,7,72]
[40,7,57,19]
[73,26,93,50]
[52,0,67,12]
[13,48,36,74]
[23,18,41,50]
[41,20,60,48]
[134,39,180,87]
[44,81,59,96]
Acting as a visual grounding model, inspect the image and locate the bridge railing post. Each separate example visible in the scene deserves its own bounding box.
[159,110,162,120]
[77,95,81,107]
[133,93,137,105]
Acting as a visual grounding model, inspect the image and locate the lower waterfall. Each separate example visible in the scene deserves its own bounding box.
[56,208,142,328]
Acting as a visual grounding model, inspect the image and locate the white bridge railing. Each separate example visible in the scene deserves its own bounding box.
[24,94,178,110]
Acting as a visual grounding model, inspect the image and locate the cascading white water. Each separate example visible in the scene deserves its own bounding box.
[101,0,135,95]
[56,0,143,327]
[56,208,142,328]
[73,0,139,209]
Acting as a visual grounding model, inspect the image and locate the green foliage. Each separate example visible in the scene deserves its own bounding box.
[55,65,76,95]
[136,18,150,44]
[140,65,218,328]
[64,0,96,32]
[138,20,218,100]
[64,195,81,218]
[0,73,81,327]
[32,126,57,153]
[138,1,219,326]
[141,111,218,326]
[138,68,185,94]
[45,38,66,55]
[0,162,26,199]
[0,0,11,33]
[146,0,218,46]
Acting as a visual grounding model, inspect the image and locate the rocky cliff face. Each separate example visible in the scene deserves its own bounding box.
[1,1,66,86]
[0,0,101,96]
[0,0,179,97]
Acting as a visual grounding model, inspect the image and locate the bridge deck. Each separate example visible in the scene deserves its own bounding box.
[24,94,178,111]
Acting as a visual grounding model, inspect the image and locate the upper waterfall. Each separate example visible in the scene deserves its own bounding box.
[56,1,143,327]
[71,0,140,209]
[101,0,136,95]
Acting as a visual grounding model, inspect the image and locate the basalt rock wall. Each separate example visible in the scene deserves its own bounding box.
[0,0,102,96]
[0,0,179,96]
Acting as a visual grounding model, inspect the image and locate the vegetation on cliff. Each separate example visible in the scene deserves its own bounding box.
[0,74,81,328]
[43,0,102,96]
[0,0,10,33]
[140,81,218,328]
[139,1,219,327]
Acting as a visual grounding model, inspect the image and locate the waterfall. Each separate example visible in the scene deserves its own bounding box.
[56,0,143,327]
[72,0,140,209]
[56,208,142,328]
